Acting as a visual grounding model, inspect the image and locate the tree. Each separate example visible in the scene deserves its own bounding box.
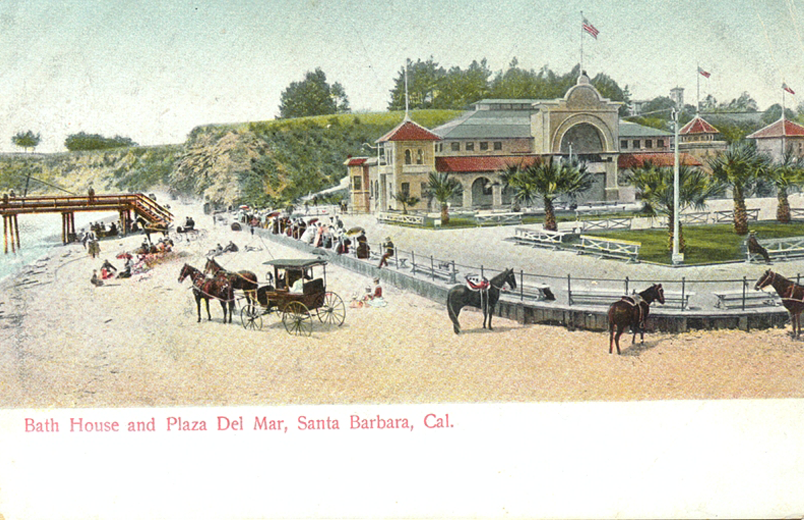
[762,104,796,125]
[719,91,759,112]
[626,162,721,252]
[388,57,446,111]
[709,142,770,234]
[768,149,804,223]
[425,171,463,225]
[392,191,420,215]
[501,158,594,231]
[12,131,41,153]
[65,132,136,151]
[278,68,350,118]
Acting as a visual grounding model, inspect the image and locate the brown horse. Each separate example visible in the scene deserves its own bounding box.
[447,268,517,334]
[178,263,234,323]
[203,257,258,306]
[607,284,665,355]
[755,269,804,337]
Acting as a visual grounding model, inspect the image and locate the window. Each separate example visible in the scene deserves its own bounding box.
[404,149,412,165]
[451,142,460,151]
[421,182,428,199]
[645,139,653,148]
[416,149,424,164]
[466,142,475,152]
[658,139,665,148]
[620,140,628,149]
[401,182,410,197]
[632,140,640,149]
[480,142,489,151]
[353,176,362,191]
[493,141,502,151]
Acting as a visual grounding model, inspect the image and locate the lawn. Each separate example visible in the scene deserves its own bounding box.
[588,221,804,264]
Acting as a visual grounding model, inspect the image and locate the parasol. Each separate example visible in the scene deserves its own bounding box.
[308,218,319,225]
[116,252,133,260]
[346,226,365,236]
[239,204,250,210]
[267,211,281,218]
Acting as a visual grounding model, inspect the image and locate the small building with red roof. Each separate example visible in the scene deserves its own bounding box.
[677,115,727,168]
[747,118,804,163]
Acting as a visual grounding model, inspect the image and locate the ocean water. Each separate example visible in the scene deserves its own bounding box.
[0,211,118,284]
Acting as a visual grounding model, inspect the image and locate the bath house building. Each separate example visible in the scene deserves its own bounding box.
[345,72,700,214]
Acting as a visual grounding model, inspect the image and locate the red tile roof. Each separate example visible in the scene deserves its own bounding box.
[376,119,442,143]
[747,119,804,139]
[618,153,702,169]
[679,116,720,135]
[436,155,539,173]
[344,157,368,166]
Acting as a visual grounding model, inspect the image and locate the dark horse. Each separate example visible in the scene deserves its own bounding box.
[755,269,804,337]
[204,257,259,306]
[607,284,665,355]
[178,263,234,323]
[447,268,517,334]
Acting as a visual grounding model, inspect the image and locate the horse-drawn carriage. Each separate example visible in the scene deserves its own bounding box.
[239,258,346,336]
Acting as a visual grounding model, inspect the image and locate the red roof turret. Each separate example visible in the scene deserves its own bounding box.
[376,119,442,143]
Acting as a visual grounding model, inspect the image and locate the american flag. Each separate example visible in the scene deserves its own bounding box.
[697,66,711,79]
[783,83,796,95]
[582,17,599,39]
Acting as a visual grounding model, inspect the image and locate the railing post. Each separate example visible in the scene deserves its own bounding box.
[742,276,747,311]
[430,255,435,281]
[394,246,399,269]
[624,276,629,294]
[451,261,456,284]
[567,274,572,306]
[520,270,524,301]
[481,265,484,280]
[681,277,686,311]
[411,251,415,275]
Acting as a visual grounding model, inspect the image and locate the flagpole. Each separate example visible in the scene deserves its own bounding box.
[580,11,584,73]
[696,64,700,115]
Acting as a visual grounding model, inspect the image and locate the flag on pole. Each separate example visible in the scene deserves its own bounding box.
[783,83,796,95]
[697,66,711,78]
[582,16,599,39]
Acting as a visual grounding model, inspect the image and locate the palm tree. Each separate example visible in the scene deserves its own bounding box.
[768,149,804,223]
[425,171,463,225]
[708,142,770,234]
[392,192,420,215]
[500,158,593,231]
[626,161,722,252]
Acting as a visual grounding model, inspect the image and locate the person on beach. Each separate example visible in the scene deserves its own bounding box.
[356,232,370,259]
[88,185,95,204]
[91,270,103,287]
[100,259,117,279]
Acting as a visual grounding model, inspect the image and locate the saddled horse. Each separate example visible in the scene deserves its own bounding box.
[447,268,517,334]
[204,257,258,306]
[178,263,234,323]
[607,284,665,355]
[755,269,804,337]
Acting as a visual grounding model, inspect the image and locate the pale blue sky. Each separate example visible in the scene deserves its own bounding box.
[1,0,803,152]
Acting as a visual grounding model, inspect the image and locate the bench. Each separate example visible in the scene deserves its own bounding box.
[579,217,632,231]
[411,261,458,284]
[680,212,709,225]
[514,283,556,301]
[713,208,759,223]
[376,212,426,226]
[575,235,641,262]
[713,289,780,309]
[512,227,571,249]
[475,213,522,226]
[743,236,804,263]
[568,287,693,310]
[367,248,408,269]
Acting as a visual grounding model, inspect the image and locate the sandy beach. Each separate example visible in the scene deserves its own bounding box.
[2,196,804,409]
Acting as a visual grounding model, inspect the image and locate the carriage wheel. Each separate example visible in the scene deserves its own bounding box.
[282,301,312,337]
[240,303,263,331]
[316,292,346,326]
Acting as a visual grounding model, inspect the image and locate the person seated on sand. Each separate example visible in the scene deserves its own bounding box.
[223,241,238,253]
[100,259,117,279]
[184,216,195,230]
[91,270,103,287]
[117,257,133,279]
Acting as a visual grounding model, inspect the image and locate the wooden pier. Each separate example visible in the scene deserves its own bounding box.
[0,193,173,253]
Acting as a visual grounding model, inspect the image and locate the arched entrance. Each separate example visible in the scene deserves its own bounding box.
[471,177,493,208]
[559,122,605,154]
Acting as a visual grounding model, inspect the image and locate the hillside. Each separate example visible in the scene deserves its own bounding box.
[0,110,461,208]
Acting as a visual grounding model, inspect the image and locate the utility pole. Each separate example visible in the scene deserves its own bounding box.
[671,89,684,265]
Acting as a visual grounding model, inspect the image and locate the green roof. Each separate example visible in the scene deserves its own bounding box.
[433,109,533,139]
[619,120,672,138]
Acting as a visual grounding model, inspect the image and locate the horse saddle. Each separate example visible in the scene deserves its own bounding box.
[621,293,646,323]
[465,274,490,292]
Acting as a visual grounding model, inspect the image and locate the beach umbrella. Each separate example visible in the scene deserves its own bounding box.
[346,226,365,236]
[308,218,318,225]
[267,211,281,218]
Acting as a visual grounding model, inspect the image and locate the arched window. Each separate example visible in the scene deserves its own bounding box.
[405,149,412,165]
[416,149,424,164]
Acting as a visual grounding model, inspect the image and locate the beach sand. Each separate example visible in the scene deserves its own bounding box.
[2,196,804,409]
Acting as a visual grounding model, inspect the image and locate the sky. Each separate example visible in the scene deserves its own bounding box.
[2,0,804,153]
